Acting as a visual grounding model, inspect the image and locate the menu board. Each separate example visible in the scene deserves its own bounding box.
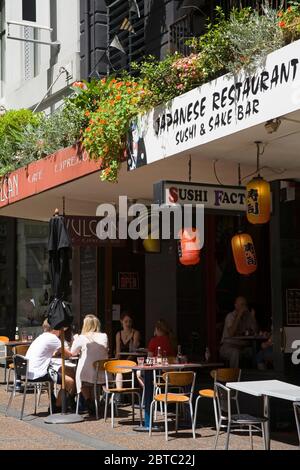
[286,289,300,325]
[80,246,97,320]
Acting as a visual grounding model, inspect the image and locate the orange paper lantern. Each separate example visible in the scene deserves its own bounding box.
[231,232,257,275]
[246,176,271,224]
[179,228,200,266]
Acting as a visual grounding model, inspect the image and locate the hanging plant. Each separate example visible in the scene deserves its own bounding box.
[71,78,150,182]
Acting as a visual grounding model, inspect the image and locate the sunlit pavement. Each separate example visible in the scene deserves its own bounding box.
[0,368,298,451]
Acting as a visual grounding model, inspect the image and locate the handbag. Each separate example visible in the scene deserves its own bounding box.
[47,298,73,330]
[48,364,59,383]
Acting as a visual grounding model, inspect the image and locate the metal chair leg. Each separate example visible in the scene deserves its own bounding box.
[189,401,195,439]
[5,386,14,416]
[136,393,142,426]
[111,393,115,428]
[132,393,135,424]
[20,383,27,420]
[48,383,53,415]
[104,392,108,422]
[193,396,200,431]
[164,402,169,441]
[261,422,267,450]
[293,403,300,449]
[149,400,155,436]
[225,420,231,450]
[94,383,99,420]
[76,392,80,415]
[213,397,219,431]
[34,385,37,415]
[214,418,222,449]
[6,367,12,392]
[249,425,253,449]
[175,403,179,433]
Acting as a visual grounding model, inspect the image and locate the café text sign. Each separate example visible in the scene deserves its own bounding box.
[128,39,300,170]
[154,181,246,211]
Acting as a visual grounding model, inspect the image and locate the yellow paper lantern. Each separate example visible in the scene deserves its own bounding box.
[231,232,257,275]
[143,236,160,253]
[246,176,271,224]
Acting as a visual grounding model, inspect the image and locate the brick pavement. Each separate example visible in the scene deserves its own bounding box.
[0,367,298,451]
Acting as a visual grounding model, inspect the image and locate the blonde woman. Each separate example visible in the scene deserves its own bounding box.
[71,314,108,414]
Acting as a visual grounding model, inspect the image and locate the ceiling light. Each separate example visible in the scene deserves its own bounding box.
[264,118,281,134]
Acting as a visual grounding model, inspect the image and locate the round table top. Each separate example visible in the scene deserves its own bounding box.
[118,350,148,357]
[116,362,223,371]
[4,340,32,347]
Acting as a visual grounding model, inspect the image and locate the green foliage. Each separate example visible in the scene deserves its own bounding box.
[0,109,42,177]
[20,100,85,161]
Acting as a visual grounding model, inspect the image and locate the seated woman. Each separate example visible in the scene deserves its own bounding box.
[147,319,176,357]
[71,314,108,415]
[115,311,141,359]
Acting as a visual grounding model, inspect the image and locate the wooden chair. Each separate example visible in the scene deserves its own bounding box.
[149,371,196,441]
[0,337,10,384]
[75,359,107,419]
[194,368,241,434]
[103,360,142,428]
[153,356,180,419]
[6,344,30,391]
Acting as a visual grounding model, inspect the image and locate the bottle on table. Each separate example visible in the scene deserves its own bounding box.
[15,327,19,341]
[156,346,162,365]
[176,345,182,364]
[205,346,211,362]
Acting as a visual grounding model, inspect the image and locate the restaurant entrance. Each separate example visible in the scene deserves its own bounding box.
[177,212,271,363]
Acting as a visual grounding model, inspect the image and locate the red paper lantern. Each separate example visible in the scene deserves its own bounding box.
[231,232,257,275]
[179,228,200,266]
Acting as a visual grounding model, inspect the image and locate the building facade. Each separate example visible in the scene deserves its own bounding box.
[1,0,300,387]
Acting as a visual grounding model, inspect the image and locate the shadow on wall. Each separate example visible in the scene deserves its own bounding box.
[144,0,167,58]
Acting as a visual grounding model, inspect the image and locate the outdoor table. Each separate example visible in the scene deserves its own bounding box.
[4,340,32,348]
[117,362,223,432]
[226,379,300,450]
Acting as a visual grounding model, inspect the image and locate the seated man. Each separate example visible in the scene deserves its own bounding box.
[25,322,75,411]
[219,296,258,368]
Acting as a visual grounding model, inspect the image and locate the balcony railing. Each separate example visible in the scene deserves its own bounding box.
[169,1,289,56]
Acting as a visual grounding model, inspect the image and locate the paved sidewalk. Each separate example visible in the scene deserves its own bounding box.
[0,368,298,451]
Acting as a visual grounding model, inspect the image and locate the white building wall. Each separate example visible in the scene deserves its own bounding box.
[1,0,81,110]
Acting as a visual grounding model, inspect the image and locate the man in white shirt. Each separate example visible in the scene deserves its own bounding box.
[26,326,75,409]
[219,296,258,368]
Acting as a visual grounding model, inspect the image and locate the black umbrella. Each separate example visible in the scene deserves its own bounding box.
[45,209,82,424]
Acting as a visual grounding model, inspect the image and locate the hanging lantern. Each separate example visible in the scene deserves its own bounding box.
[179,228,200,266]
[246,176,271,224]
[143,236,160,253]
[231,232,257,275]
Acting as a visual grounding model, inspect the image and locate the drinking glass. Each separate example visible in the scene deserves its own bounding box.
[137,357,144,367]
[21,331,27,341]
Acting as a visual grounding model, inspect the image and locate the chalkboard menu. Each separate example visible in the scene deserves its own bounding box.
[286,289,300,325]
[80,246,97,321]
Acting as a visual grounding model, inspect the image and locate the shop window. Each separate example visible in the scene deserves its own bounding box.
[22,0,36,22]
[16,219,72,334]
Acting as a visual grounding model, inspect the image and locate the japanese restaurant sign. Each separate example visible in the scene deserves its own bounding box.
[127,39,300,170]
[154,180,246,211]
